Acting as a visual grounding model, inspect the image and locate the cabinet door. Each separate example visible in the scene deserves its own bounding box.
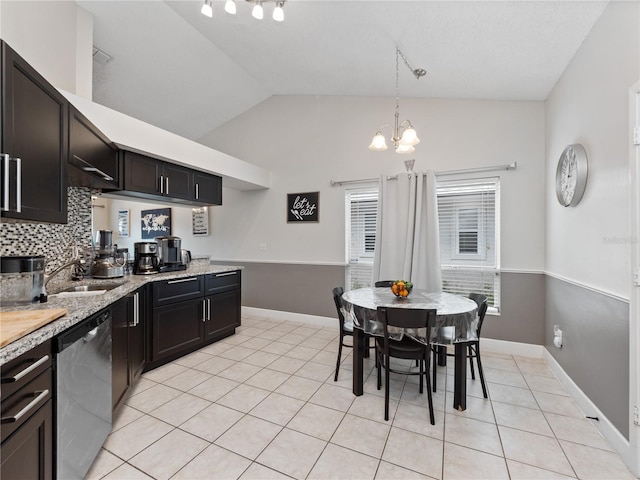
[0,399,52,480]
[151,298,204,362]
[129,288,146,384]
[193,171,222,205]
[123,151,161,195]
[204,289,241,341]
[163,163,192,201]
[69,106,119,189]
[111,296,130,412]
[1,42,67,224]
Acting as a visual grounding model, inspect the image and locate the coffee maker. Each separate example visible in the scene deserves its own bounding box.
[92,230,125,278]
[155,236,186,272]
[133,242,159,275]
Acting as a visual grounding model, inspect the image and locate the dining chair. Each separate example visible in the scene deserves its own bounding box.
[332,287,373,382]
[376,306,437,424]
[431,293,489,398]
[374,280,395,287]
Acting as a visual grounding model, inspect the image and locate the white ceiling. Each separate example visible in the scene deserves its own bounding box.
[80,0,608,141]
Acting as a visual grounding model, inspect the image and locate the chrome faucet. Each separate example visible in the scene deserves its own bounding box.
[43,246,87,293]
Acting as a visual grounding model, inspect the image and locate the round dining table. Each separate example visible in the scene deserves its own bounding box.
[341,287,479,411]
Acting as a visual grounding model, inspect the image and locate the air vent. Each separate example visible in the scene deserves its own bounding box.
[92,46,112,64]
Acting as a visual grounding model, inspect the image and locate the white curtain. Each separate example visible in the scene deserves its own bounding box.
[373,170,442,292]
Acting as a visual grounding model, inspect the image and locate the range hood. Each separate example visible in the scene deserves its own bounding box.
[60,90,271,191]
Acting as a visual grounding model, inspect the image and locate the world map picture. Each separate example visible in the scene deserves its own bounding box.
[141,208,171,239]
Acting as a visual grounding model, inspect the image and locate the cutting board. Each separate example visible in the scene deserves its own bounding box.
[0,309,68,347]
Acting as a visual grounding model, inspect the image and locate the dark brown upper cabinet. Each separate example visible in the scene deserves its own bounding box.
[68,105,119,190]
[120,150,222,206]
[1,41,68,224]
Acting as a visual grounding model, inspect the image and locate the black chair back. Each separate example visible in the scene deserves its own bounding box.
[468,293,488,337]
[375,280,395,287]
[377,307,436,340]
[332,286,346,326]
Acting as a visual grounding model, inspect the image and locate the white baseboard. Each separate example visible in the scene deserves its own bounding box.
[480,338,545,358]
[242,306,335,329]
[543,350,635,474]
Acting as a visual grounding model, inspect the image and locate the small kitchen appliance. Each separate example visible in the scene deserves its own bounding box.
[92,230,124,279]
[0,255,46,304]
[155,236,186,272]
[133,242,159,275]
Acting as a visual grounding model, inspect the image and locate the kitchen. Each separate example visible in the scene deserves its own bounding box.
[1,1,639,479]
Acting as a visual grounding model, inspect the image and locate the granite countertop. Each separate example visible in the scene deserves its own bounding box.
[0,262,243,365]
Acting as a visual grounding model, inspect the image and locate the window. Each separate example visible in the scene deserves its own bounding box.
[345,188,378,290]
[437,178,500,311]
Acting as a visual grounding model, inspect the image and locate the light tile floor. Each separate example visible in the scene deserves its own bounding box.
[86,313,638,480]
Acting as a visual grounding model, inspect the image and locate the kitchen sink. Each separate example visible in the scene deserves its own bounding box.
[60,283,123,293]
[52,283,125,297]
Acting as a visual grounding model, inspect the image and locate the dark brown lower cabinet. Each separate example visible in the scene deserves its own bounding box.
[0,399,53,480]
[112,287,146,413]
[151,297,205,362]
[148,272,241,368]
[0,339,53,480]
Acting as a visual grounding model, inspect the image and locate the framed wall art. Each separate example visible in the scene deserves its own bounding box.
[287,192,319,223]
[141,207,171,239]
[192,207,209,236]
[117,209,130,237]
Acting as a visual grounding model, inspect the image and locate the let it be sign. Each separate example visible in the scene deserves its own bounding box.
[287,192,319,222]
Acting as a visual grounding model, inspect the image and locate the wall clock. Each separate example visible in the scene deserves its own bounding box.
[555,144,588,207]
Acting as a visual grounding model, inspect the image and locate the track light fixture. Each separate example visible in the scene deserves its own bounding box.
[369,47,426,154]
[200,0,286,21]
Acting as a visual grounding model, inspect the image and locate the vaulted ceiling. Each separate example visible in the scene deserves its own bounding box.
[80,0,608,141]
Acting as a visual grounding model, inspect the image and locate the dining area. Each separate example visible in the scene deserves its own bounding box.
[333,283,487,424]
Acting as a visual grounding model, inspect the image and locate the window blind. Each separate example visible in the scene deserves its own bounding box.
[345,188,379,290]
[437,178,500,310]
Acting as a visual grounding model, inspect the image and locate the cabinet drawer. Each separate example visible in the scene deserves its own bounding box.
[1,369,52,443]
[1,340,52,400]
[205,270,241,295]
[153,276,203,307]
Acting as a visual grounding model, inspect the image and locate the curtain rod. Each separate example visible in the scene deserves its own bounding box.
[330,162,517,186]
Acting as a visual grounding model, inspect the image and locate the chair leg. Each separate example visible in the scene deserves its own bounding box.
[377,351,382,390]
[334,335,343,382]
[419,356,424,393]
[468,344,476,380]
[425,356,435,425]
[384,354,390,421]
[363,335,370,358]
[475,344,488,399]
[432,348,438,392]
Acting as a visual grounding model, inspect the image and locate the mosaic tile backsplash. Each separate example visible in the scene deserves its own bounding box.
[0,187,95,273]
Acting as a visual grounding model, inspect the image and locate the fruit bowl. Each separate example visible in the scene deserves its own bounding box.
[391,280,413,298]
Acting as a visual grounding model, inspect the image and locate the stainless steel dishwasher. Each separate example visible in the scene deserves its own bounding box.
[54,308,112,480]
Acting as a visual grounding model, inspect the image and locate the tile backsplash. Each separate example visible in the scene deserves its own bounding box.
[0,187,95,272]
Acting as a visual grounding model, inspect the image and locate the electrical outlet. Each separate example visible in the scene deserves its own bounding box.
[553,325,563,348]
[259,243,267,251]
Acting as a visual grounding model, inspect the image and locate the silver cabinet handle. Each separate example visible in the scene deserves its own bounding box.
[195,183,199,200]
[214,272,237,278]
[167,277,198,285]
[201,299,206,322]
[2,154,9,212]
[15,157,21,212]
[1,390,49,424]
[159,175,164,194]
[165,177,169,195]
[1,355,49,383]
[133,292,139,327]
[73,155,114,181]
[207,298,211,321]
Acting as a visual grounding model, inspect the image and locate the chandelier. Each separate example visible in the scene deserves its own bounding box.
[201,0,286,22]
[368,47,426,154]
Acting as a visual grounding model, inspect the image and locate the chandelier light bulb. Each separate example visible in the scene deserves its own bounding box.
[273,2,285,21]
[400,126,420,146]
[224,0,236,15]
[252,2,264,19]
[395,143,415,154]
[368,132,389,151]
[201,0,213,17]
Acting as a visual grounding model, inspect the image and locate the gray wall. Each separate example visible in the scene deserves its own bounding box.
[545,275,630,439]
